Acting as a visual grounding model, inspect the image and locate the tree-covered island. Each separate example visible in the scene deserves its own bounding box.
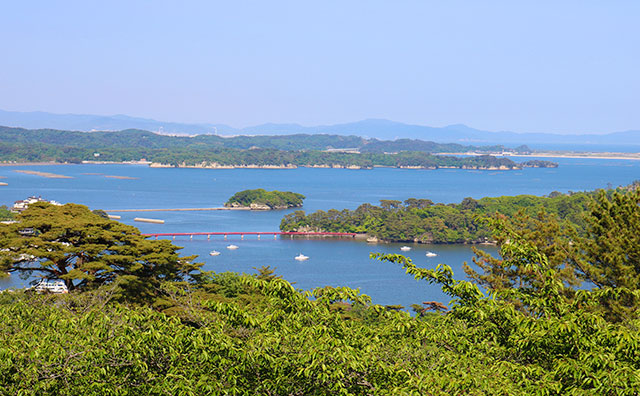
[225,189,305,210]
[280,189,599,243]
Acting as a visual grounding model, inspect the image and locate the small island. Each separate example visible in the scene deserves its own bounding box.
[225,189,305,210]
[520,160,559,168]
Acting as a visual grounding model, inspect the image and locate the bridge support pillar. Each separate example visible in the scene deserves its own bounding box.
[172,236,175,240]
[274,234,277,240]
[207,235,210,240]
[224,234,227,240]
[241,234,244,240]
[257,235,260,240]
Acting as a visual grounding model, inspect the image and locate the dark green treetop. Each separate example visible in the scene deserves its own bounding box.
[0,202,200,301]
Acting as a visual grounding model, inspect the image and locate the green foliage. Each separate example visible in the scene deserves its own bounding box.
[281,191,591,243]
[372,243,640,394]
[225,188,305,209]
[2,190,640,394]
[0,126,555,170]
[0,202,201,302]
[519,159,558,168]
[465,211,582,306]
[468,188,640,322]
[2,241,639,394]
[0,205,13,221]
[572,189,640,321]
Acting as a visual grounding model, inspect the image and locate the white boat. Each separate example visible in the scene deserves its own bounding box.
[209,250,221,256]
[226,244,239,250]
[294,253,309,261]
[400,246,411,252]
[33,280,68,294]
[425,251,437,257]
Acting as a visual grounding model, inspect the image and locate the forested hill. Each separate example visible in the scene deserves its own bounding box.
[0,126,552,170]
[0,125,527,154]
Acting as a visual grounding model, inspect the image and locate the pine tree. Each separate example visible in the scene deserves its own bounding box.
[0,202,200,302]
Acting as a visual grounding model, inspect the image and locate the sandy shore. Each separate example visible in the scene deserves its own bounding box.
[149,162,298,169]
[0,161,72,166]
[13,170,73,179]
[104,175,139,180]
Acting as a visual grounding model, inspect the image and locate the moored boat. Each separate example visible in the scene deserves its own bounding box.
[32,280,68,294]
[400,246,411,251]
[209,250,221,256]
[294,253,309,261]
[226,244,239,250]
[425,251,437,257]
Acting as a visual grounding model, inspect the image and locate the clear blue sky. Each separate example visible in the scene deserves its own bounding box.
[1,1,638,133]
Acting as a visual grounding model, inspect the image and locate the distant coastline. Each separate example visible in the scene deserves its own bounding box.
[443,152,640,161]
[516,152,640,161]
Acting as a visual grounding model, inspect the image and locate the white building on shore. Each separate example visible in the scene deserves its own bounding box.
[11,196,62,213]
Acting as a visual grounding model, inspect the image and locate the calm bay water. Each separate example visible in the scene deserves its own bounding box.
[1,157,639,308]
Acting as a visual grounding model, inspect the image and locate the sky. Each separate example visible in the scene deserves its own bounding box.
[1,1,639,134]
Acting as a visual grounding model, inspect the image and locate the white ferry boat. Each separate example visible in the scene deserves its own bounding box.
[400,246,411,251]
[294,253,309,261]
[226,244,239,250]
[33,280,68,294]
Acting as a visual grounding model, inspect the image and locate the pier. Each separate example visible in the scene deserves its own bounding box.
[142,231,358,240]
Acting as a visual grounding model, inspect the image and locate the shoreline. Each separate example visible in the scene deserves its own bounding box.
[513,152,640,161]
[444,152,640,161]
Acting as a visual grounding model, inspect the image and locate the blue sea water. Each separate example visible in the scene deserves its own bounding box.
[1,157,638,309]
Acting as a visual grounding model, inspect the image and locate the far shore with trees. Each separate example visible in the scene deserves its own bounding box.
[0,126,558,170]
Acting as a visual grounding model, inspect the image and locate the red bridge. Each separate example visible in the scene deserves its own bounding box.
[142,231,358,240]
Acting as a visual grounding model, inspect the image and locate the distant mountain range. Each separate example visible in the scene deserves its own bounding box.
[1,109,638,151]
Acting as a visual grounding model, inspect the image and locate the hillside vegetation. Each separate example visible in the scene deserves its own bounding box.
[0,126,552,170]
[0,125,526,153]
[2,190,640,394]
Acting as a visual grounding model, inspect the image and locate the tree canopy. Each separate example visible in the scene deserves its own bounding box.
[0,202,200,301]
[225,189,305,209]
[280,191,591,243]
[2,189,640,394]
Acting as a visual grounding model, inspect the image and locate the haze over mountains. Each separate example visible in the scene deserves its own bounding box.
[1,109,639,151]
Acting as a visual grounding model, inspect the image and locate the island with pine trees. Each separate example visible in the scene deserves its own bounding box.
[225,189,305,210]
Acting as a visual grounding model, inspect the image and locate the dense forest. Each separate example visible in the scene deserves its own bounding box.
[0,126,551,170]
[1,191,640,394]
[0,125,529,153]
[225,189,305,209]
[280,190,595,243]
